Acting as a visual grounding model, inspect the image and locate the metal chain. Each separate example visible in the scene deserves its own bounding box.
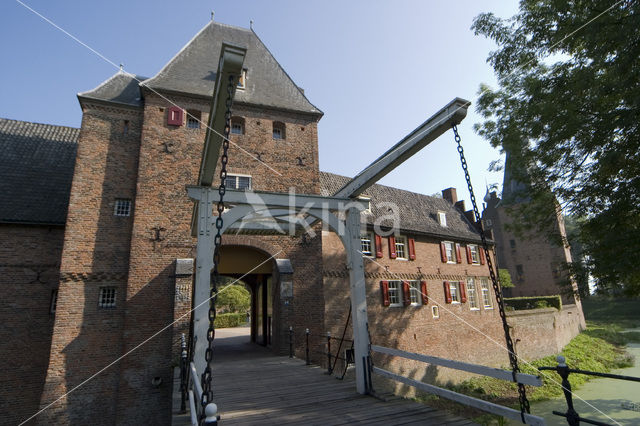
[452,124,530,422]
[200,74,235,413]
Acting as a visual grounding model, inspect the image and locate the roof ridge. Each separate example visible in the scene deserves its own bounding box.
[0,117,80,133]
[250,28,323,115]
[142,20,217,89]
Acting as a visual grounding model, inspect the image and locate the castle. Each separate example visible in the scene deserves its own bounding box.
[0,21,584,425]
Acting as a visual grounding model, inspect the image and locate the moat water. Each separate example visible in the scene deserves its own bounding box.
[522,337,640,425]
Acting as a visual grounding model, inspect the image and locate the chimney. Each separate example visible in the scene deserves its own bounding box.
[442,187,457,204]
[455,200,465,212]
[464,210,478,227]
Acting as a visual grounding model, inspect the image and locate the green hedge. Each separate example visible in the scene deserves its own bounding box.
[214,312,247,328]
[504,295,562,311]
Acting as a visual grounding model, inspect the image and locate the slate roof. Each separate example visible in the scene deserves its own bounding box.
[142,21,322,115]
[319,172,485,243]
[78,71,146,107]
[0,118,79,225]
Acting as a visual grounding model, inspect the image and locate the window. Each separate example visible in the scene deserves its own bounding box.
[231,117,245,135]
[114,199,131,217]
[467,279,480,310]
[480,279,493,309]
[510,239,516,249]
[167,106,183,126]
[360,232,373,257]
[272,121,286,140]
[444,241,456,263]
[98,287,117,308]
[409,281,421,305]
[432,305,440,318]
[186,110,201,129]
[469,244,480,264]
[123,120,129,136]
[388,281,401,306]
[224,174,251,190]
[485,219,493,227]
[516,264,524,281]
[438,211,447,227]
[395,236,407,259]
[449,281,461,303]
[50,289,58,314]
[237,68,247,89]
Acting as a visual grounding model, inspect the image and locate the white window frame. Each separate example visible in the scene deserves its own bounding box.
[432,305,440,318]
[481,279,493,309]
[449,280,461,304]
[98,286,117,309]
[409,281,421,306]
[438,211,447,227]
[360,232,374,257]
[469,244,480,265]
[444,241,456,263]
[224,174,252,190]
[467,278,480,310]
[387,281,402,307]
[395,236,407,260]
[114,199,131,217]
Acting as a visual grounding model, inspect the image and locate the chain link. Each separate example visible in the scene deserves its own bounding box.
[452,125,530,422]
[200,74,235,414]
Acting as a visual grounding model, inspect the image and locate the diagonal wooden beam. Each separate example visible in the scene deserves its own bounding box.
[334,97,470,198]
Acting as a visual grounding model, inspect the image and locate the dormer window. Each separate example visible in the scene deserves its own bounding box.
[438,211,447,227]
[273,122,286,140]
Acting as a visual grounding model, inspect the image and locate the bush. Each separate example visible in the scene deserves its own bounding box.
[504,295,562,311]
[216,285,250,314]
[214,312,247,328]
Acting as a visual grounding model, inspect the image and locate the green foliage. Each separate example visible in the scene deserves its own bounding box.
[214,312,247,328]
[472,1,640,296]
[216,284,250,314]
[498,269,514,288]
[582,296,640,329]
[504,295,562,311]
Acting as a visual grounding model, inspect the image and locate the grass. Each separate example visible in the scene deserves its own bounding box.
[581,296,640,329]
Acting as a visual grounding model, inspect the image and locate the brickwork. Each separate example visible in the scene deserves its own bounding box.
[0,224,63,425]
[322,230,510,389]
[39,103,143,425]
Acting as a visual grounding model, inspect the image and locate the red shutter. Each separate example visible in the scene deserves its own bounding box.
[420,281,428,305]
[374,234,383,258]
[466,246,473,264]
[402,281,411,306]
[167,106,183,126]
[455,243,462,264]
[380,281,390,306]
[408,238,416,260]
[443,281,452,304]
[479,247,486,265]
[460,281,467,303]
[388,236,397,259]
[440,242,447,263]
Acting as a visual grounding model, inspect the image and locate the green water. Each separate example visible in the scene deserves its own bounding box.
[525,342,640,426]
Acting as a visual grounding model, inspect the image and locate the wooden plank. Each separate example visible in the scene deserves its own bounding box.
[371,344,543,387]
[373,366,546,426]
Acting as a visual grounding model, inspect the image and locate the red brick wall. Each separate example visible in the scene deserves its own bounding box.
[39,103,143,425]
[0,224,63,425]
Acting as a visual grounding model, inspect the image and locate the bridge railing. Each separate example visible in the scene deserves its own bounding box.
[370,345,547,425]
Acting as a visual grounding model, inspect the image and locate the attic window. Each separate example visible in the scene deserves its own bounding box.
[237,69,247,90]
[273,121,285,140]
[438,211,447,227]
[186,110,201,129]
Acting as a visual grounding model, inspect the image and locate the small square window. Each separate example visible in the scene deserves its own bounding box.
[186,110,201,129]
[438,211,447,227]
[272,122,286,140]
[360,232,373,257]
[273,128,282,139]
[114,199,131,217]
[432,305,440,318]
[50,289,58,314]
[98,287,117,308]
[231,123,243,134]
[395,236,407,259]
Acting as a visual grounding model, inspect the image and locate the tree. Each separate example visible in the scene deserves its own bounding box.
[217,284,250,314]
[472,1,640,296]
[498,268,514,288]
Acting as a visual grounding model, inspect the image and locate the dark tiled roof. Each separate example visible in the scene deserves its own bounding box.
[319,171,484,242]
[0,118,79,225]
[142,21,322,115]
[78,72,146,107]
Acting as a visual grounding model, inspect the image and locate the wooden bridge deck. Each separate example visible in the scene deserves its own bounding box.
[173,328,476,425]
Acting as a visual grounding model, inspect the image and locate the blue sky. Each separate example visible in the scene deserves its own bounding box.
[1,0,519,203]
